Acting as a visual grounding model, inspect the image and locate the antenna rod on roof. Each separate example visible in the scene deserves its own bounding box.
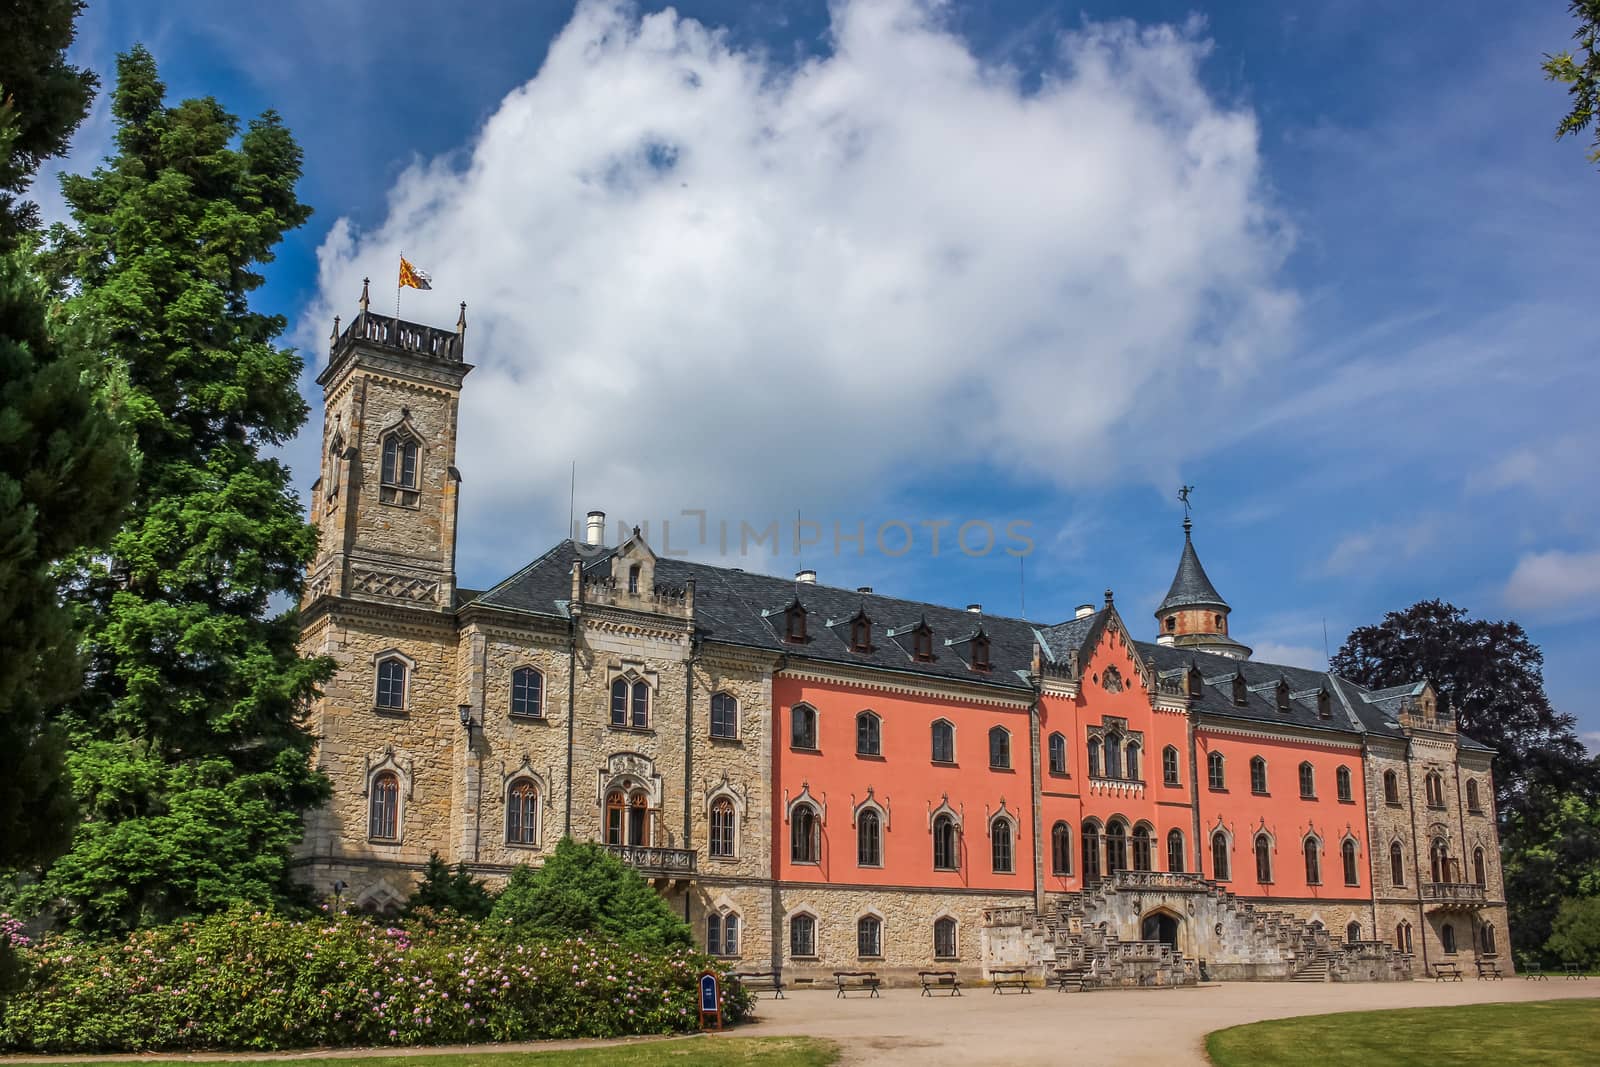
[1322,617,1330,665]
[569,461,576,542]
[1019,555,1026,620]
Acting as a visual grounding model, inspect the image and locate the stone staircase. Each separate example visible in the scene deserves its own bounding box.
[1291,950,1329,982]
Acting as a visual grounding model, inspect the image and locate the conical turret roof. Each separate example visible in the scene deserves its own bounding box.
[1156,520,1229,615]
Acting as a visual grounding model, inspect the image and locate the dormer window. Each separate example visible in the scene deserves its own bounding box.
[1186,664,1204,697]
[379,429,420,506]
[785,604,807,644]
[913,625,935,662]
[850,613,872,653]
[971,635,991,672]
[1317,689,1332,720]
[1231,673,1248,707]
[1276,680,1291,713]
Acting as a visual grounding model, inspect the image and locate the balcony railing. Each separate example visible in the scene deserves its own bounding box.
[1108,871,1210,893]
[606,844,696,878]
[1425,882,1486,906]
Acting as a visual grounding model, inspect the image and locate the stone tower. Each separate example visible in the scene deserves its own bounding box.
[1154,518,1251,659]
[305,280,472,612]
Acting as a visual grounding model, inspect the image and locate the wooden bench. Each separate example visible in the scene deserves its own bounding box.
[1524,963,1548,980]
[1053,966,1087,992]
[733,970,785,999]
[1475,959,1504,980]
[1564,963,1587,980]
[1432,962,1463,982]
[990,967,1031,994]
[833,970,881,998]
[918,969,962,996]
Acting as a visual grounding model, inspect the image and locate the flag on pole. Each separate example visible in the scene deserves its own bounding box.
[398,256,432,291]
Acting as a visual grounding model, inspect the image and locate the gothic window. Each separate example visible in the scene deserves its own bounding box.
[1132,824,1153,872]
[934,917,958,959]
[628,793,649,846]
[1048,732,1067,775]
[1390,840,1406,887]
[611,678,649,729]
[627,564,640,594]
[1425,772,1446,808]
[991,816,1014,874]
[1208,751,1226,790]
[1441,922,1457,954]
[857,809,882,867]
[1250,756,1268,795]
[1167,829,1185,873]
[710,798,736,859]
[326,434,343,498]
[630,681,649,728]
[1051,822,1072,875]
[707,911,740,956]
[710,692,738,739]
[606,790,626,845]
[1336,765,1353,802]
[931,719,955,764]
[1473,846,1487,888]
[1105,819,1129,873]
[785,604,807,643]
[1082,821,1103,879]
[1087,738,1103,778]
[1299,762,1316,799]
[510,667,543,718]
[792,703,818,750]
[506,779,538,845]
[857,711,882,757]
[369,771,400,840]
[933,813,960,871]
[988,726,1011,770]
[1211,831,1230,881]
[1342,839,1359,886]
[1481,923,1496,955]
[1466,779,1482,813]
[1125,742,1142,781]
[1163,746,1180,787]
[1346,922,1361,945]
[850,614,872,653]
[970,635,992,672]
[913,625,935,662]
[1254,833,1273,883]
[857,915,883,958]
[379,430,420,506]
[1384,770,1401,805]
[790,913,816,957]
[610,679,627,728]
[1430,838,1450,884]
[1303,838,1321,885]
[1396,921,1414,954]
[791,803,820,864]
[707,912,720,955]
[1103,733,1122,779]
[1101,666,1123,693]
[375,656,408,711]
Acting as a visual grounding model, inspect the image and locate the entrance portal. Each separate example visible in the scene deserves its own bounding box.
[1142,911,1180,948]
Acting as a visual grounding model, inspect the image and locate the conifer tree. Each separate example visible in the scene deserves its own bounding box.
[35,47,330,932]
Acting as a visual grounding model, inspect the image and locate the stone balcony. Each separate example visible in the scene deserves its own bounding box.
[1424,882,1487,909]
[606,844,697,888]
[1107,870,1211,893]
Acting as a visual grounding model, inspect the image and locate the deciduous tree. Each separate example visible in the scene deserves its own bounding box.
[1545,0,1600,165]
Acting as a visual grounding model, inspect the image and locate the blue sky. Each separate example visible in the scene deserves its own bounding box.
[44,1,1598,742]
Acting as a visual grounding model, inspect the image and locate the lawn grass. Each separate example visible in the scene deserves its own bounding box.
[70,1037,839,1067]
[1206,998,1600,1066]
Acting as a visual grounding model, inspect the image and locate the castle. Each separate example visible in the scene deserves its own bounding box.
[296,291,1508,983]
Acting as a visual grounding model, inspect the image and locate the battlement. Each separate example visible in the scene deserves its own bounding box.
[332,310,464,365]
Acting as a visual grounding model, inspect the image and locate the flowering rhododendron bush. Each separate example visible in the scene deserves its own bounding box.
[0,907,752,1051]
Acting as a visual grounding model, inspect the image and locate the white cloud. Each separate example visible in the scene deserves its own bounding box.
[1248,641,1326,671]
[306,0,1294,577]
[1504,548,1600,619]
[1583,731,1600,758]
[1321,516,1441,577]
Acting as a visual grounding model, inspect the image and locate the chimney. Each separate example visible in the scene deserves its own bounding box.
[795,569,817,585]
[1075,603,1095,619]
[966,604,982,614]
[584,510,605,547]
[857,586,873,594]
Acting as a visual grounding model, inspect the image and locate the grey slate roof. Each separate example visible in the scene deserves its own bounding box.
[1156,523,1229,615]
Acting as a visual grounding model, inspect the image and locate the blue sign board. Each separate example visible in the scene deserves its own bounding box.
[700,972,719,1013]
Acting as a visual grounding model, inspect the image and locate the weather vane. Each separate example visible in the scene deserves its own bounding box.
[1178,485,1195,518]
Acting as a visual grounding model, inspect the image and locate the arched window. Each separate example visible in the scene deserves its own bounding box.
[1105,819,1128,873]
[375,657,408,711]
[707,910,739,956]
[1473,847,1486,888]
[1125,742,1142,782]
[933,813,960,871]
[709,692,738,739]
[1383,770,1400,805]
[931,719,955,764]
[791,803,820,864]
[369,771,400,840]
[326,433,344,498]
[1082,821,1103,879]
[857,711,881,756]
[1132,824,1153,872]
[379,430,420,505]
[1048,732,1067,775]
[933,917,958,959]
[991,817,1014,873]
[1167,829,1185,873]
[627,564,640,594]
[989,726,1011,770]
[610,679,628,727]
[1336,765,1353,803]
[707,912,721,955]
[1254,833,1273,883]
[628,792,649,846]
[1346,921,1361,944]
[1441,922,1457,954]
[1466,779,1482,813]
[1298,762,1316,798]
[850,615,872,653]
[510,667,543,718]
[506,779,538,845]
[857,915,882,957]
[606,790,626,845]
[1303,837,1321,884]
[1211,831,1230,881]
[1396,921,1414,954]
[1163,746,1180,786]
[1087,738,1103,778]
[630,680,649,728]
[1426,773,1445,808]
[1481,922,1496,955]
[790,913,816,957]
[1208,751,1226,790]
[1390,840,1406,887]
[1342,839,1359,886]
[1051,821,1072,875]
[1250,756,1268,795]
[1430,838,1449,884]
[1104,733,1123,779]
[710,797,736,858]
[792,704,818,750]
[857,809,882,867]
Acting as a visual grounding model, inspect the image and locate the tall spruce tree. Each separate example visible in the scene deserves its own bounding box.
[35,46,330,933]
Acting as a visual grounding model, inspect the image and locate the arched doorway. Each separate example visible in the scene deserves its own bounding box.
[1141,910,1181,949]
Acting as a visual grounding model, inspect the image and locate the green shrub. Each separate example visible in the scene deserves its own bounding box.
[0,905,750,1052]
[405,853,495,920]
[1546,895,1600,967]
[491,839,693,951]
